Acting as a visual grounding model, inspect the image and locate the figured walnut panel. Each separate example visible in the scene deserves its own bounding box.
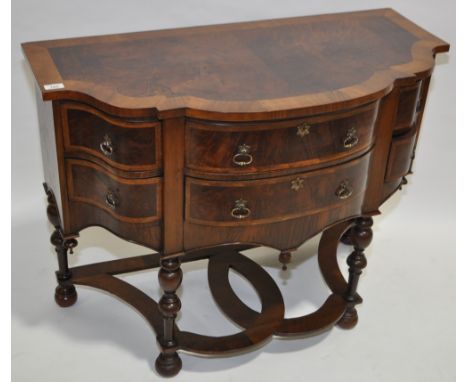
[62,102,161,171]
[22,9,449,120]
[68,201,162,250]
[66,159,162,223]
[186,152,371,226]
[47,16,415,102]
[186,102,378,175]
[184,202,364,251]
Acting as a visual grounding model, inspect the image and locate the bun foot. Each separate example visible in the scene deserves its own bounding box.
[155,352,182,377]
[54,285,77,307]
[336,307,358,329]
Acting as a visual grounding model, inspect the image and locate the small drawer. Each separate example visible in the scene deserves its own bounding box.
[186,151,371,226]
[394,82,422,133]
[186,102,378,175]
[62,103,161,171]
[66,159,162,223]
[385,128,418,182]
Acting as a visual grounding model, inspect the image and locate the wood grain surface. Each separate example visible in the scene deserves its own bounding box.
[22,9,448,120]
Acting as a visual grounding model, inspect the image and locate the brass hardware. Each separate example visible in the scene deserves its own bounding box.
[105,191,119,209]
[233,144,253,167]
[335,180,353,200]
[291,177,304,191]
[297,122,311,138]
[231,199,251,219]
[100,134,114,156]
[343,127,359,149]
[64,238,78,255]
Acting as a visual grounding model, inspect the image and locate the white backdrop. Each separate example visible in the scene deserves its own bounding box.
[12,1,455,381]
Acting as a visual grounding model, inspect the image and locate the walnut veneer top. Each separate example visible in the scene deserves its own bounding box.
[22,8,448,120]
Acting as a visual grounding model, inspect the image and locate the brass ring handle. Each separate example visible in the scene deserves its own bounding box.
[343,128,359,149]
[100,134,114,157]
[105,191,119,209]
[233,144,253,167]
[335,181,353,200]
[231,199,251,219]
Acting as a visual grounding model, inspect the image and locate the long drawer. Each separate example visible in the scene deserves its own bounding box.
[186,102,378,176]
[186,151,371,226]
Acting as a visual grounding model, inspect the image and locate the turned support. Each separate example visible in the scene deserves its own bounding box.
[156,257,183,377]
[51,231,78,307]
[337,216,373,329]
[44,184,78,307]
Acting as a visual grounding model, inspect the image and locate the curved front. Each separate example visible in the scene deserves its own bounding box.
[184,151,371,251]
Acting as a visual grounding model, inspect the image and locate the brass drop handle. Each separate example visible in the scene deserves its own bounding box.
[297,122,311,138]
[233,144,253,167]
[343,128,359,149]
[105,191,119,209]
[100,134,114,157]
[335,181,353,200]
[231,199,251,219]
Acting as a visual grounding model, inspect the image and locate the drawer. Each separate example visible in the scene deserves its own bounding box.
[186,102,378,175]
[186,152,371,226]
[394,81,422,133]
[385,128,418,182]
[66,159,162,223]
[62,103,161,171]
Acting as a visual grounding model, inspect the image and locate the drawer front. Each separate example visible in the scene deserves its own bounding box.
[68,201,162,250]
[186,102,378,175]
[186,152,371,226]
[394,81,422,133]
[385,128,417,182]
[63,103,161,171]
[67,159,161,223]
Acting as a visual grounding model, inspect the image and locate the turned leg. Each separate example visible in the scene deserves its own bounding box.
[44,184,78,307]
[156,257,183,377]
[51,230,78,307]
[337,217,373,329]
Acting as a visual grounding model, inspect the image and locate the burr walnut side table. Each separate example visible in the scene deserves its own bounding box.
[22,9,449,377]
